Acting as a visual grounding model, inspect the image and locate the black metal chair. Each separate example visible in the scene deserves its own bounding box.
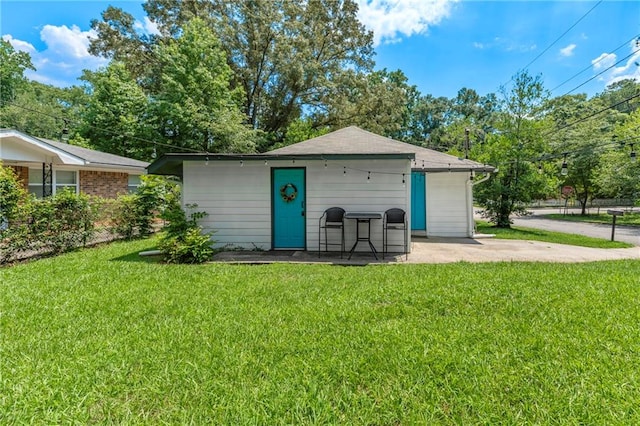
[318,207,345,258]
[383,208,407,259]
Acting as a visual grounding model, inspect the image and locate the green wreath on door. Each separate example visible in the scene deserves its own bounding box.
[279,183,298,203]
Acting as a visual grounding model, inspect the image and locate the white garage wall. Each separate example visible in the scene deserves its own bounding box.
[306,159,410,254]
[183,161,272,249]
[426,172,472,237]
[182,159,411,251]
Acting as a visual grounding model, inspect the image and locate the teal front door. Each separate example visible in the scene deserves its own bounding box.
[272,168,306,249]
[411,172,426,231]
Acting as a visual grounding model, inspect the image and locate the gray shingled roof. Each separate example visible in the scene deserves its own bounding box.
[1,128,148,170]
[42,137,149,169]
[268,126,493,172]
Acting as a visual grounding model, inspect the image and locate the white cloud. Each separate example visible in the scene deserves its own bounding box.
[356,0,458,46]
[591,40,640,87]
[2,34,36,54]
[134,17,161,36]
[40,24,96,59]
[592,52,616,70]
[1,25,108,87]
[559,43,576,57]
[473,37,536,53]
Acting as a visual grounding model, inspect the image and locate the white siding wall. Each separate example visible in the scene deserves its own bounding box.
[426,172,472,237]
[306,159,410,254]
[183,161,272,249]
[182,159,411,252]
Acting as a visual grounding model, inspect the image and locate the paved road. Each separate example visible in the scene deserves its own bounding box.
[511,209,640,246]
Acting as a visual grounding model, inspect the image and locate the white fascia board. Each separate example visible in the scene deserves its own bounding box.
[0,130,86,165]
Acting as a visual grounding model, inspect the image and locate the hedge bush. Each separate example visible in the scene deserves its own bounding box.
[108,175,180,239]
[1,164,212,265]
[0,186,98,263]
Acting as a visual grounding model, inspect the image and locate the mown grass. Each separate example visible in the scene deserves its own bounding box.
[2,238,639,424]
[545,212,640,227]
[476,221,633,248]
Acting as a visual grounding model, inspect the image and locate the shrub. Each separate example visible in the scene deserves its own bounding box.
[109,194,141,239]
[109,175,180,239]
[0,163,27,226]
[44,189,97,253]
[0,187,98,263]
[158,203,214,264]
[159,227,215,264]
[20,189,97,255]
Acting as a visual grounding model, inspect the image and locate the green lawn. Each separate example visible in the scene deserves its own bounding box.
[476,221,633,248]
[2,238,640,424]
[544,212,640,227]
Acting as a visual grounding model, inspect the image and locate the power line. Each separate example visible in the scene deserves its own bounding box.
[550,34,640,93]
[521,0,603,72]
[558,46,640,97]
[500,0,603,89]
[4,101,203,154]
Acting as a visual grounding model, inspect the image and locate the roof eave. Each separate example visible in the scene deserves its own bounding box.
[413,166,495,173]
[148,153,416,177]
[0,129,87,165]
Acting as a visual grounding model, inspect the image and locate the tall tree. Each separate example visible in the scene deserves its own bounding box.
[89,0,375,144]
[547,94,626,214]
[594,108,640,204]
[151,18,255,153]
[316,69,410,138]
[401,93,452,148]
[89,6,160,90]
[474,71,550,227]
[435,89,499,154]
[598,79,640,114]
[0,80,86,141]
[79,62,153,159]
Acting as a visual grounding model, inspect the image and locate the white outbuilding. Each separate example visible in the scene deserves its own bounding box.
[148,126,493,255]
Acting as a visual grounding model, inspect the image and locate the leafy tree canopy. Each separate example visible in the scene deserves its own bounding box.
[0,39,35,106]
[474,71,551,227]
[89,0,374,146]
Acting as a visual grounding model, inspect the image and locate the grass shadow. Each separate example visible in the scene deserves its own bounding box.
[110,245,163,263]
[413,236,482,245]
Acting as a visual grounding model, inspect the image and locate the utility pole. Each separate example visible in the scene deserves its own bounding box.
[464,128,470,159]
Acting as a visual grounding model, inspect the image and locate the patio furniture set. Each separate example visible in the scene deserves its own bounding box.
[318,207,408,260]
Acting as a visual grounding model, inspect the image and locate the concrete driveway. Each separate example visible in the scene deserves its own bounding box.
[405,236,639,264]
[511,208,640,246]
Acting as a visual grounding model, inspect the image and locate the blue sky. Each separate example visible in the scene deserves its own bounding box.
[2,0,639,99]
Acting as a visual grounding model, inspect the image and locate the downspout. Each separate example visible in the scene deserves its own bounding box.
[467,171,492,237]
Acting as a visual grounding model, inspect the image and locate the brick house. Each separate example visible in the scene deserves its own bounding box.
[1,129,148,198]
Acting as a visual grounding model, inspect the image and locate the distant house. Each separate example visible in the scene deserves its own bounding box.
[0,129,148,198]
[148,126,494,253]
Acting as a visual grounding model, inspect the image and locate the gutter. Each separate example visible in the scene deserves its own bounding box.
[467,171,492,237]
[471,171,492,186]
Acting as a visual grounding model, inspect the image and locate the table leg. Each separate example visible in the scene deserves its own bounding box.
[347,219,361,259]
[367,219,378,260]
[348,219,379,260]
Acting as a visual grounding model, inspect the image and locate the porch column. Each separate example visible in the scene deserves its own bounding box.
[42,162,53,197]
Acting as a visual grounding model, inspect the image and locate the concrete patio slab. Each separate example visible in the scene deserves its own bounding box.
[211,237,639,265]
